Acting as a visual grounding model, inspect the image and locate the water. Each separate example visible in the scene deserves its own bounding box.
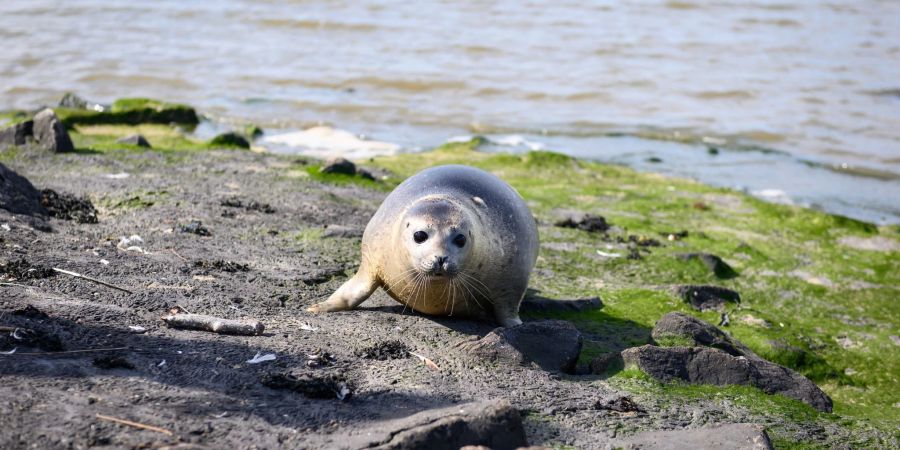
[2,0,899,223]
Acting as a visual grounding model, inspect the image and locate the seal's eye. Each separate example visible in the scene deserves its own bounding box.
[453,234,467,248]
[413,231,428,244]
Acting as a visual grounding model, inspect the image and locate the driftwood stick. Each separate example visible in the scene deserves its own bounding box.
[95,414,174,436]
[52,268,133,294]
[1,347,129,356]
[162,313,264,336]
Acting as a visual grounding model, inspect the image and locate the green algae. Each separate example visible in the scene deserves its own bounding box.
[56,97,199,127]
[369,138,900,442]
[66,124,261,156]
[303,165,386,190]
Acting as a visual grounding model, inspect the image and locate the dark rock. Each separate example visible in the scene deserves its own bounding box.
[220,197,244,208]
[621,234,662,247]
[674,285,741,312]
[261,372,350,400]
[320,157,356,176]
[220,197,275,213]
[623,345,754,384]
[652,312,756,357]
[554,212,610,233]
[469,320,582,373]
[116,134,152,148]
[357,165,393,180]
[59,98,199,127]
[0,163,47,216]
[594,395,645,414]
[32,108,74,153]
[356,167,376,180]
[0,327,63,352]
[1,260,55,281]
[588,352,623,375]
[622,344,832,412]
[322,224,363,238]
[58,92,89,109]
[245,125,264,139]
[246,201,275,213]
[646,313,833,412]
[613,423,773,450]
[92,356,135,370]
[0,120,33,149]
[181,221,211,236]
[40,189,98,223]
[355,340,410,360]
[677,253,738,279]
[520,291,602,313]
[12,305,50,319]
[192,260,250,273]
[347,400,527,450]
[209,132,250,149]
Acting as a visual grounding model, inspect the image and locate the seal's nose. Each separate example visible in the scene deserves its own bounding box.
[433,256,448,273]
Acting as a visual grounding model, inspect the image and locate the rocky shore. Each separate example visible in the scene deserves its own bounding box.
[1,97,897,449]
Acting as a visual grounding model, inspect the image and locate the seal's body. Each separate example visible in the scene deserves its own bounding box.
[308,165,538,326]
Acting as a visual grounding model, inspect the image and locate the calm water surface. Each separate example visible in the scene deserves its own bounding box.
[1,0,898,223]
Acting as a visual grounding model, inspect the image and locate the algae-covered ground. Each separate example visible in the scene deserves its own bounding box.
[369,140,900,447]
[1,107,898,448]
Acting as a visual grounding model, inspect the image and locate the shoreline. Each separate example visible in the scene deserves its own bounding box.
[4,96,899,227]
[1,99,898,448]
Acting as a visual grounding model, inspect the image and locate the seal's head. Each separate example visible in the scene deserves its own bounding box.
[402,198,472,279]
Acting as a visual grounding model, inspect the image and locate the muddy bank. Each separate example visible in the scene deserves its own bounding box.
[1,106,897,449]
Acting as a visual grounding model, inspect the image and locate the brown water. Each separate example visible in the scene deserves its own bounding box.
[2,0,899,223]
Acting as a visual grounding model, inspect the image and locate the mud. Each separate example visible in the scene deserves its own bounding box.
[0,148,866,449]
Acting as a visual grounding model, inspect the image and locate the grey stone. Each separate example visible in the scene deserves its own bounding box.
[116,134,152,148]
[0,163,47,217]
[553,210,610,232]
[58,92,88,109]
[652,312,756,358]
[622,344,833,412]
[520,291,602,313]
[322,224,363,238]
[469,320,583,373]
[209,132,250,149]
[32,108,74,153]
[674,285,741,312]
[356,167,376,180]
[0,120,33,149]
[320,157,356,176]
[594,394,644,414]
[613,423,773,449]
[676,252,737,278]
[346,400,527,450]
[588,352,623,375]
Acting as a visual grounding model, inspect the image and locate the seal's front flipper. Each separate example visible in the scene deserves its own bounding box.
[307,269,378,313]
[492,295,524,327]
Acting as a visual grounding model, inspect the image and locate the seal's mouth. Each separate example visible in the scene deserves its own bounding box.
[423,269,456,280]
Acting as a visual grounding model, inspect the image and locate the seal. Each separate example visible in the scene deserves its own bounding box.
[307,164,538,326]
